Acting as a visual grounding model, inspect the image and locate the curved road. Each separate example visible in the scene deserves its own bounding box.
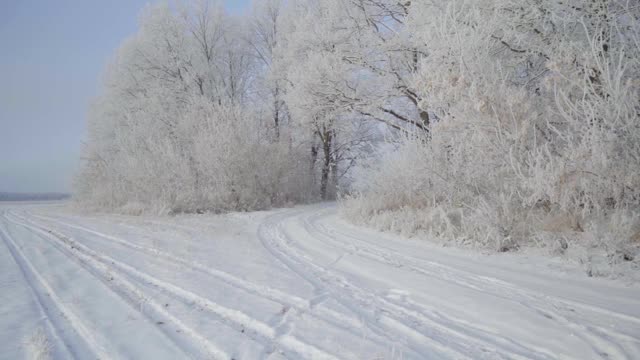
[1,203,639,359]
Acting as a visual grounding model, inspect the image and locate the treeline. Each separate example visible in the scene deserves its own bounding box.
[77,0,639,261]
[76,0,425,213]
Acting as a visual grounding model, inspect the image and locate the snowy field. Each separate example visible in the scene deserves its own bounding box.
[1,202,639,360]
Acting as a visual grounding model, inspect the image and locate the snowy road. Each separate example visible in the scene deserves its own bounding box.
[1,203,639,359]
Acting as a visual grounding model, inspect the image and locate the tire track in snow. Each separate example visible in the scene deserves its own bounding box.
[32,211,457,358]
[0,214,111,360]
[257,210,558,360]
[6,213,228,360]
[0,215,77,360]
[12,212,339,360]
[303,208,640,358]
[311,208,640,325]
[30,212,315,309]
[28,212,391,347]
[24,206,639,359]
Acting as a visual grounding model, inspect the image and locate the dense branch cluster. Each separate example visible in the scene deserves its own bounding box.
[343,0,640,265]
[77,0,639,262]
[75,0,425,213]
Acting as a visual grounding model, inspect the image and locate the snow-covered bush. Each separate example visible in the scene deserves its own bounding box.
[76,90,312,213]
[181,100,313,212]
[74,3,313,214]
[343,0,640,262]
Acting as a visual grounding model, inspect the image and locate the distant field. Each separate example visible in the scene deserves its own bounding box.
[0,193,70,202]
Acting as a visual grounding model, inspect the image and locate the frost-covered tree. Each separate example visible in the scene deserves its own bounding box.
[247,0,288,139]
[344,0,640,262]
[75,2,309,213]
[275,0,379,199]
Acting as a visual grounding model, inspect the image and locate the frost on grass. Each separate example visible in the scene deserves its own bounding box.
[24,328,51,360]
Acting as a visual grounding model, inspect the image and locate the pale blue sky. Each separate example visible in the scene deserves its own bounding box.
[0,0,250,193]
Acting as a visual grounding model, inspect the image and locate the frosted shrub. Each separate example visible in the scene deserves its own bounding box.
[186,101,312,212]
[75,96,311,214]
[343,0,640,265]
[74,3,315,214]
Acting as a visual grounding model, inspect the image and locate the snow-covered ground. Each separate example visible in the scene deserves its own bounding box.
[1,202,639,360]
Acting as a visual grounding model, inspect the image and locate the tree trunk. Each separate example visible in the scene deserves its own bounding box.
[320,128,333,200]
[310,142,318,171]
[274,87,280,139]
[330,129,338,198]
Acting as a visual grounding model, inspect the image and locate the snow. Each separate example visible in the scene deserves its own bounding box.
[1,202,639,359]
